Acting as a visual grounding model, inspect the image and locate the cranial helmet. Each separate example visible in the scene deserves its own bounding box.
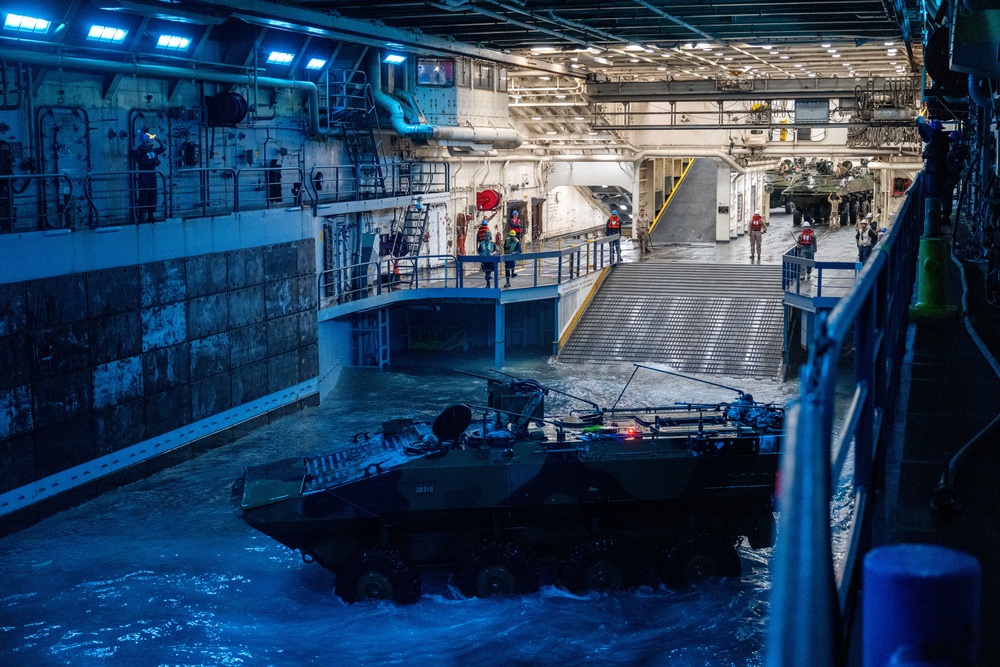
[754,210,761,216]
[481,219,489,225]
[511,210,519,216]
[881,227,888,232]
[802,221,811,227]
[928,119,944,131]
[509,230,517,236]
[949,131,961,142]
[865,212,873,219]
[611,210,618,215]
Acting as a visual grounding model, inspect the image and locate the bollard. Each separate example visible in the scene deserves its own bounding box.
[909,237,956,319]
[863,544,980,667]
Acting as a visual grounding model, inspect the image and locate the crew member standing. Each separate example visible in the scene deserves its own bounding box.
[856,218,877,264]
[131,130,165,223]
[748,209,764,262]
[606,209,622,263]
[509,209,523,239]
[502,230,521,287]
[797,220,817,279]
[635,209,652,254]
[827,193,842,230]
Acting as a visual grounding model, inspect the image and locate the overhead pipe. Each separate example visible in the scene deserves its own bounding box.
[0,48,324,135]
[366,54,522,150]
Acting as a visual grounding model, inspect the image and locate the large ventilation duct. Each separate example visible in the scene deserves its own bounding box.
[367,55,522,150]
[0,49,323,135]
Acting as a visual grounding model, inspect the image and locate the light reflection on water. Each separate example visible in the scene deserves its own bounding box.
[0,358,849,666]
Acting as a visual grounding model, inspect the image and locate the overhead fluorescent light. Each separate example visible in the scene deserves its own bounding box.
[267,51,294,65]
[156,34,190,51]
[305,58,327,70]
[4,13,51,34]
[87,25,128,44]
[383,54,406,64]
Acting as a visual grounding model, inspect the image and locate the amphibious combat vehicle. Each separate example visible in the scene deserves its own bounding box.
[782,159,874,226]
[231,369,783,603]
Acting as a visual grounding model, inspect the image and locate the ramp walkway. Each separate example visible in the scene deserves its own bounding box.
[558,262,785,378]
[650,158,719,245]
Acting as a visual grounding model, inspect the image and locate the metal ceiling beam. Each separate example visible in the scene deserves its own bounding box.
[588,77,908,102]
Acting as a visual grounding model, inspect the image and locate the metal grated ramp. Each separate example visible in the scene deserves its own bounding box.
[558,263,785,378]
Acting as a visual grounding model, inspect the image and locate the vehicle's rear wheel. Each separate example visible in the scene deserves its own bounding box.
[453,540,540,598]
[658,532,742,588]
[335,547,421,604]
[792,208,802,226]
[559,536,641,594]
[784,202,792,214]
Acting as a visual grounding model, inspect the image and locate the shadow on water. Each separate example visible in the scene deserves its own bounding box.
[0,355,824,666]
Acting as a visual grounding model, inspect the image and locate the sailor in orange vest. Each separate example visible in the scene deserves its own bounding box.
[606,209,622,263]
[509,209,523,239]
[748,209,764,262]
[796,220,817,280]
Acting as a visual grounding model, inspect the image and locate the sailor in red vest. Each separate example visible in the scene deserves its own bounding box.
[748,209,764,262]
[606,209,622,263]
[476,218,491,243]
[796,220,817,280]
[509,209,523,239]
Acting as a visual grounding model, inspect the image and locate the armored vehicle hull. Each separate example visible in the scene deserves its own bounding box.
[232,375,782,603]
[783,166,874,226]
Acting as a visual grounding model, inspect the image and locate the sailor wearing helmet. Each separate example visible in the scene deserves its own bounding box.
[796,220,817,279]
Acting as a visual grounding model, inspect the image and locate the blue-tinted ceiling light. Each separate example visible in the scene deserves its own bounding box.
[4,13,51,34]
[305,58,327,70]
[156,34,190,51]
[87,25,128,44]
[266,51,294,65]
[383,54,406,64]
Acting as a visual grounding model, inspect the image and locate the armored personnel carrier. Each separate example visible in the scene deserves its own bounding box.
[231,371,783,603]
[782,159,874,226]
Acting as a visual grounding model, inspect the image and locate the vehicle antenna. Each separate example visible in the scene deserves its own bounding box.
[629,364,745,397]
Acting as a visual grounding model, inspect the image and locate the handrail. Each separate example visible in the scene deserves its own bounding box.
[0,172,76,233]
[84,169,170,228]
[318,235,621,308]
[766,178,923,665]
[309,161,449,207]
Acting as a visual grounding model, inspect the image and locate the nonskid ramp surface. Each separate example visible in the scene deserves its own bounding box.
[559,263,785,378]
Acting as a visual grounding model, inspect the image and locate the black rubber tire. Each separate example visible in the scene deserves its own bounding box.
[658,532,742,588]
[453,540,540,598]
[784,202,792,214]
[792,208,802,226]
[559,536,641,594]
[334,547,421,604]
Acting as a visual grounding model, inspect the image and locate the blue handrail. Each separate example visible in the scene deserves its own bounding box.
[766,179,923,665]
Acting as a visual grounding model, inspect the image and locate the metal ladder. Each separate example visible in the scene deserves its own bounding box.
[352,308,390,368]
[320,69,387,199]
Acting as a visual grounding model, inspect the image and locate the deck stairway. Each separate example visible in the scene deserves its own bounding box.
[558,262,785,378]
[319,69,387,198]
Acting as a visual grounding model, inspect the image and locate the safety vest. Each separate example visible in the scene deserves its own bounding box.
[476,225,490,242]
[607,215,621,231]
[799,228,815,245]
[749,215,763,231]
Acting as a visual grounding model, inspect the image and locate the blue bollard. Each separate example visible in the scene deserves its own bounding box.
[863,544,980,667]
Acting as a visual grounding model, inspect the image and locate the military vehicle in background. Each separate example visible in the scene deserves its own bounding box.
[765,159,795,212]
[782,158,874,226]
[231,369,783,604]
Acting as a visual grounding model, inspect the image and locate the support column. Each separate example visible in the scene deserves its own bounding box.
[493,300,505,369]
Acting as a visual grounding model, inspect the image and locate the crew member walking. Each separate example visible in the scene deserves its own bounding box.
[797,221,817,279]
[502,230,521,287]
[477,233,497,288]
[635,208,652,254]
[856,218,877,264]
[606,209,622,263]
[748,209,764,262]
